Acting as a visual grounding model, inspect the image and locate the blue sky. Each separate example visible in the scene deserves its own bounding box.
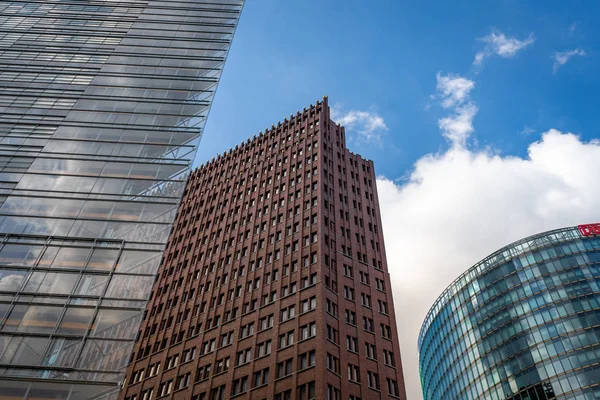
[198,0,600,177]
[198,2,600,399]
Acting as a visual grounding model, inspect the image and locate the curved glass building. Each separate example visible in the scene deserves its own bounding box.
[418,225,600,400]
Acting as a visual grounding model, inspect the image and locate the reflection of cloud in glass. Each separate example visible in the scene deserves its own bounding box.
[0,0,243,393]
[0,271,27,291]
[24,272,78,294]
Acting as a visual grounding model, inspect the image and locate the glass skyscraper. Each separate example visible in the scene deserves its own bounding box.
[419,226,600,400]
[0,1,243,399]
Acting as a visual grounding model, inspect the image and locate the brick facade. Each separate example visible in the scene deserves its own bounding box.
[120,97,407,400]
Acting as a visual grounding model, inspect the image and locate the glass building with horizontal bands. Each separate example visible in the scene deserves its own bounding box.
[0,1,243,399]
[418,226,600,400]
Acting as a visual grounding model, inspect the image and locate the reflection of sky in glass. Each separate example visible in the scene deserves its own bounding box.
[0,1,243,396]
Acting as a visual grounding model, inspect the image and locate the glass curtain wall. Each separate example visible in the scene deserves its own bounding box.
[419,227,600,400]
[0,1,243,399]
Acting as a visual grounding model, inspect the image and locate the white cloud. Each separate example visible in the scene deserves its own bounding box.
[331,107,388,143]
[553,48,586,73]
[438,102,478,147]
[474,30,535,65]
[435,73,477,147]
[436,72,475,108]
[378,130,600,400]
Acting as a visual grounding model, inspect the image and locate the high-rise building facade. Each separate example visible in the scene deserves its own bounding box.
[120,97,407,400]
[419,225,600,400]
[0,1,243,399]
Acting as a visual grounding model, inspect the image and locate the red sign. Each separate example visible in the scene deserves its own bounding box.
[578,223,600,237]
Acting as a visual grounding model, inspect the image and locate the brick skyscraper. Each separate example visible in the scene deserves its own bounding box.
[121,97,407,400]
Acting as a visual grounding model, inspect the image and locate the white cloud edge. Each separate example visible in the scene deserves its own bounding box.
[378,129,600,400]
[331,106,388,144]
[435,73,478,147]
[553,48,586,73]
[474,30,535,65]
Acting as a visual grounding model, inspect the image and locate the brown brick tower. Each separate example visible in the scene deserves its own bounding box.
[120,97,407,400]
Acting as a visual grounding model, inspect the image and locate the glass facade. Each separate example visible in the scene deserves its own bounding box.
[419,227,600,400]
[0,1,243,399]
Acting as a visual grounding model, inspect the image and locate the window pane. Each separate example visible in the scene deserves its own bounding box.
[87,248,119,271]
[115,250,161,274]
[105,274,154,300]
[0,244,43,266]
[0,269,28,291]
[90,309,141,339]
[0,380,28,398]
[77,339,134,371]
[17,305,63,333]
[75,274,108,297]
[24,272,78,295]
[57,307,95,334]
[42,338,82,368]
[50,247,92,270]
[0,335,49,365]
[2,304,26,331]
[27,382,71,400]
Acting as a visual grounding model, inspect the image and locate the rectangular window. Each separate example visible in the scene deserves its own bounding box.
[367,371,380,390]
[327,325,339,344]
[381,323,392,339]
[297,381,316,400]
[361,293,372,308]
[347,335,358,352]
[348,364,360,383]
[326,299,338,316]
[300,322,316,340]
[253,367,270,388]
[327,385,340,400]
[387,378,400,397]
[214,356,230,374]
[384,349,396,367]
[300,296,316,313]
[239,322,254,339]
[344,286,355,300]
[231,376,248,396]
[276,358,293,378]
[256,339,272,357]
[365,342,377,359]
[326,353,339,373]
[275,390,291,400]
[345,310,356,325]
[158,380,173,397]
[343,265,353,278]
[166,354,179,370]
[378,300,389,314]
[278,330,294,349]
[259,314,274,330]
[219,331,233,347]
[299,350,316,370]
[210,385,225,400]
[196,364,211,382]
[236,348,251,366]
[280,305,295,322]
[176,372,190,390]
[182,347,196,363]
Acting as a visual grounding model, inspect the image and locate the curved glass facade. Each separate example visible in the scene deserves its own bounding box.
[418,227,600,400]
